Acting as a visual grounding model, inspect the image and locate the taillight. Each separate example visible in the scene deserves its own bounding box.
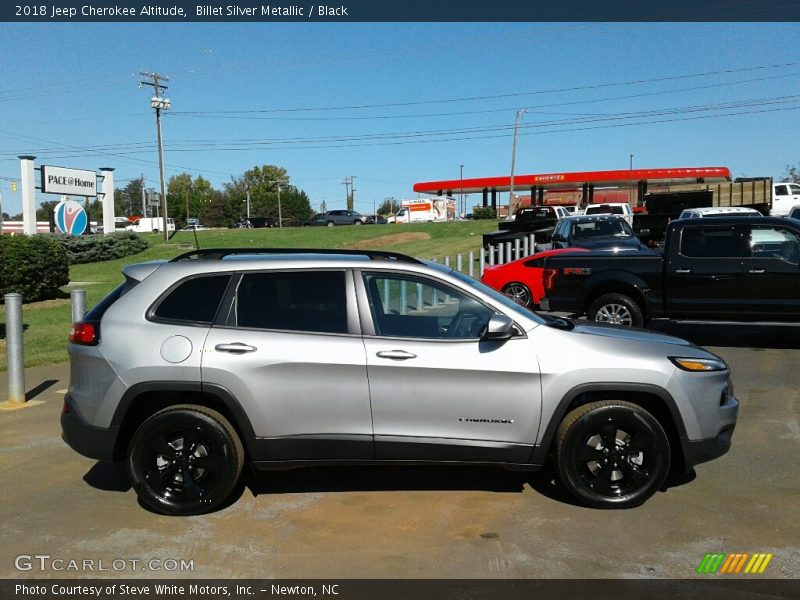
[542,268,558,290]
[69,322,97,345]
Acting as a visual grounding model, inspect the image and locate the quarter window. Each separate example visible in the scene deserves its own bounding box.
[363,273,493,339]
[235,271,348,334]
[154,275,231,323]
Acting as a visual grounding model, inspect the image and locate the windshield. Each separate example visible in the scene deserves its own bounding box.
[446,268,545,324]
[573,219,634,239]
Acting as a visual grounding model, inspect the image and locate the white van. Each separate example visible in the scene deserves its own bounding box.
[126,217,175,233]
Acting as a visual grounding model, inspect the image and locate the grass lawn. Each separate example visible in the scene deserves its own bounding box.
[1,220,500,370]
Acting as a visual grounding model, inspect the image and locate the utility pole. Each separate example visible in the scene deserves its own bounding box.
[245,185,251,220]
[276,181,282,228]
[342,177,355,210]
[508,108,527,219]
[350,176,356,211]
[141,176,146,218]
[140,70,171,240]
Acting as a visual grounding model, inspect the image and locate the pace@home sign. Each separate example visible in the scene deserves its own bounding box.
[41,165,97,196]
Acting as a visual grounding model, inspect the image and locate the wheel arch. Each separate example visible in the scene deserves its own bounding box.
[580,276,649,317]
[110,382,256,462]
[532,383,689,471]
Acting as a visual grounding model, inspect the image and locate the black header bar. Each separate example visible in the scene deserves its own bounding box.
[3,1,800,22]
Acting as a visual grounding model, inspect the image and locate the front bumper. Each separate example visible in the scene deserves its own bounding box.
[60,394,120,462]
[682,423,736,469]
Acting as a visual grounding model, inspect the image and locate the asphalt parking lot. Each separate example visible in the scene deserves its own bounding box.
[1,322,798,580]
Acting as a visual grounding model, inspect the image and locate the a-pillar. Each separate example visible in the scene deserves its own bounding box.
[100,168,115,235]
[19,156,36,235]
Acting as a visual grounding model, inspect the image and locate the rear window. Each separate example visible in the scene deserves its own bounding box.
[152,274,231,324]
[83,277,139,323]
[586,205,624,215]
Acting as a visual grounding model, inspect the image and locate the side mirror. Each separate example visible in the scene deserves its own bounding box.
[482,314,515,341]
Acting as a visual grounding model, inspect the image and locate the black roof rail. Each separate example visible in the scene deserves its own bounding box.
[170,247,423,264]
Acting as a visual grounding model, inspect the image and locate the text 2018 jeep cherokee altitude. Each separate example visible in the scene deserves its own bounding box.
[62,248,738,515]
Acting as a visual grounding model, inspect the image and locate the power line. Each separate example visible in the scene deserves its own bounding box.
[8,93,794,154]
[170,61,800,115]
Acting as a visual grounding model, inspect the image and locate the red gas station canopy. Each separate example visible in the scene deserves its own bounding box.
[412,167,732,195]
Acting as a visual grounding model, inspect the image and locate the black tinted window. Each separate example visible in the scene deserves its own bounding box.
[154,275,230,323]
[680,227,741,258]
[236,271,348,334]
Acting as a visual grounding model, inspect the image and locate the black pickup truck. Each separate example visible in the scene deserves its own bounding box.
[482,206,564,251]
[538,216,800,327]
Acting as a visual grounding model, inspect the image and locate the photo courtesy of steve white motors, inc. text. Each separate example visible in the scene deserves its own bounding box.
[14,4,350,18]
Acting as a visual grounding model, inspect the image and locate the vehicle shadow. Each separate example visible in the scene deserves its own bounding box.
[83,462,132,492]
[646,320,800,349]
[246,465,531,496]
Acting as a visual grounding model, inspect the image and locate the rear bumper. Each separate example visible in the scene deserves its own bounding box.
[60,394,120,462]
[682,423,736,469]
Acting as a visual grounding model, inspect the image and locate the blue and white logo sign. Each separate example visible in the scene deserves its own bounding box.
[54,199,87,235]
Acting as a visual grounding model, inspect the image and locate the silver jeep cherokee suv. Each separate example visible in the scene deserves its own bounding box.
[62,248,738,515]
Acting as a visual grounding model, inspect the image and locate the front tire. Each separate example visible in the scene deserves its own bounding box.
[587,292,643,327]
[327,221,335,227]
[555,400,670,508]
[127,405,244,516]
[501,282,532,307]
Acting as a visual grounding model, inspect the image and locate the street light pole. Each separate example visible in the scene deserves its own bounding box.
[508,108,527,219]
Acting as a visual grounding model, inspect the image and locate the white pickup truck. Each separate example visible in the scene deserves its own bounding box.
[771,182,800,216]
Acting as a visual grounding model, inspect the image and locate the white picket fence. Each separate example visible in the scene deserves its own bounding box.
[433,233,537,277]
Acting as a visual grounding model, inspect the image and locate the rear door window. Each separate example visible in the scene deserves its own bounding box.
[679,227,742,258]
[234,271,348,334]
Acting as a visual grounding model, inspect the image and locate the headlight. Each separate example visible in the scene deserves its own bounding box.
[669,356,728,372]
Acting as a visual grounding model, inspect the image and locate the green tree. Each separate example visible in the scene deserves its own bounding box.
[36,200,59,221]
[377,198,400,215]
[783,163,800,183]
[116,176,145,217]
[167,173,215,226]
[225,165,312,226]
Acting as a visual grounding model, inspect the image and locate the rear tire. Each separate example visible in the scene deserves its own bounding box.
[127,404,244,516]
[501,282,532,307]
[327,221,335,227]
[587,292,643,327]
[555,400,670,508]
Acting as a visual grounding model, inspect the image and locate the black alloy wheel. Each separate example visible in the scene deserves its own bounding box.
[555,400,670,508]
[127,405,244,516]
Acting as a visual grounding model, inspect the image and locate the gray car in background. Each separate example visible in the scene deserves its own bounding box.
[62,249,738,515]
[302,210,365,226]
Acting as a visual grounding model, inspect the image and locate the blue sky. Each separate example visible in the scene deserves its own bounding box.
[1,22,799,216]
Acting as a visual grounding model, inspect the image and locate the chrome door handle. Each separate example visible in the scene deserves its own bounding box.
[675,268,692,274]
[747,269,766,274]
[215,343,257,353]
[376,350,417,360]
